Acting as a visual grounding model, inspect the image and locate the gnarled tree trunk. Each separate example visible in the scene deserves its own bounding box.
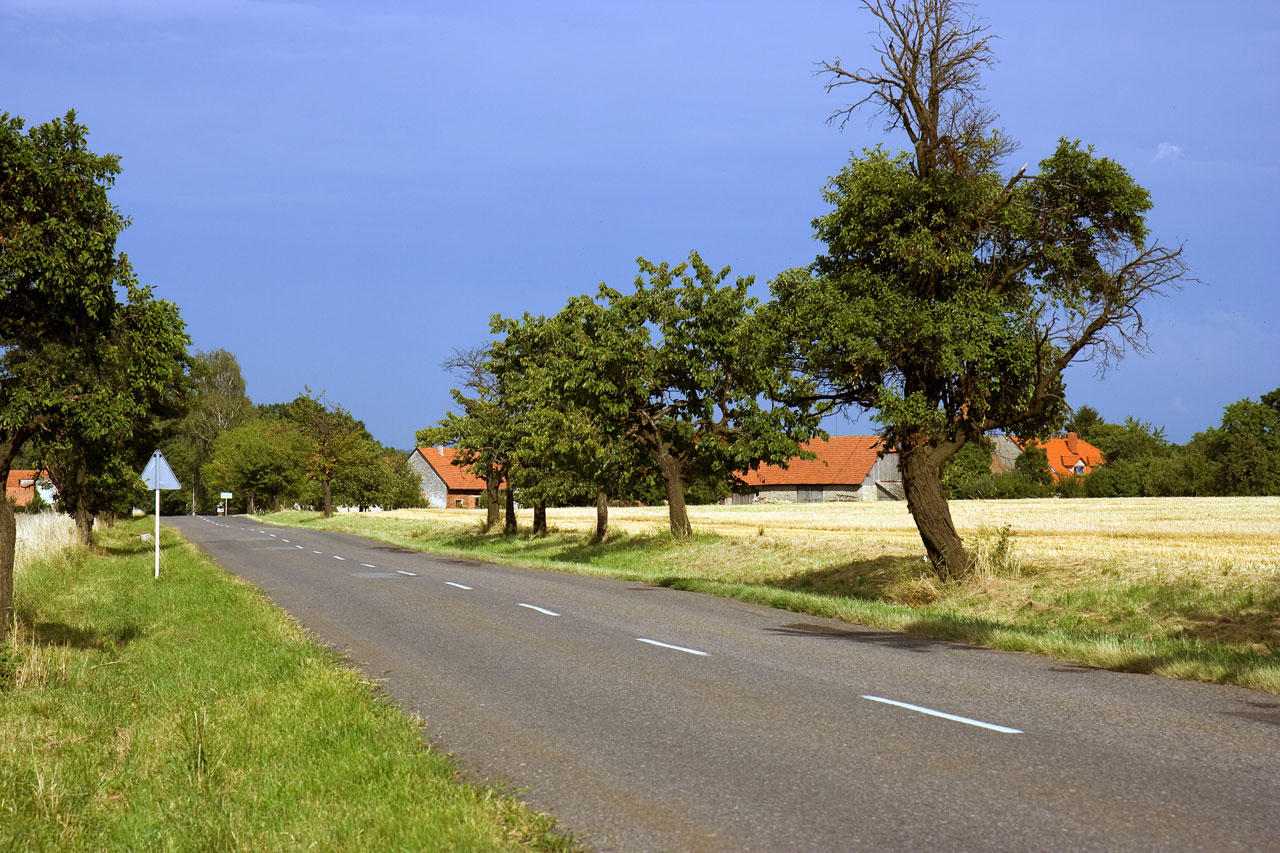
[72,502,93,547]
[593,489,609,543]
[483,479,500,532]
[0,499,14,644]
[503,486,517,535]
[658,454,692,538]
[900,444,970,580]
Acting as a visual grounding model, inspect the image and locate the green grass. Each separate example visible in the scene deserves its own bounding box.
[256,511,1280,694]
[0,518,576,852]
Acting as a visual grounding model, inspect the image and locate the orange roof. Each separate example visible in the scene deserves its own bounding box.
[1022,433,1104,478]
[413,447,490,492]
[739,436,890,487]
[5,469,39,505]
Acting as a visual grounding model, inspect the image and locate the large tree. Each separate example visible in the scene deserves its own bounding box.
[286,390,370,518]
[2,111,189,639]
[489,308,658,541]
[560,253,821,538]
[172,349,253,513]
[30,284,190,543]
[418,347,516,533]
[771,0,1190,577]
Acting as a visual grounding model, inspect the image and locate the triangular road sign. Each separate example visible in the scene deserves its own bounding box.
[140,450,181,491]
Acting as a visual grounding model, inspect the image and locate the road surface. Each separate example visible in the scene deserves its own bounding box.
[169,515,1280,852]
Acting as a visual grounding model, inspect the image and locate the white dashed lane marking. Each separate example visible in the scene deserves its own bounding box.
[446,582,472,590]
[517,603,560,616]
[636,638,708,657]
[861,695,1022,734]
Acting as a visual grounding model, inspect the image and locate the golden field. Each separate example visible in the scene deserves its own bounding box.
[381,496,1280,582]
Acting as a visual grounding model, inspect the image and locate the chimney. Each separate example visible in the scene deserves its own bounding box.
[1066,432,1079,455]
[437,445,445,456]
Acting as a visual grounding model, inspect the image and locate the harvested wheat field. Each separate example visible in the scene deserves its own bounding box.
[382,496,1280,580]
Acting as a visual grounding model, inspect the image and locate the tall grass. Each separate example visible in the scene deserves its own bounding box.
[264,499,1280,693]
[1,518,575,851]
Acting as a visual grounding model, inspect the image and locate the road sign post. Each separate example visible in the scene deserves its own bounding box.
[140,450,181,579]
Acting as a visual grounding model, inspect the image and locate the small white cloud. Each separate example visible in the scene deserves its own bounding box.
[1156,142,1184,160]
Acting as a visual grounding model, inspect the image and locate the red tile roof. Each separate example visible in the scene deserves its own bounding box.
[1022,433,1104,478]
[5,469,39,505]
[739,436,890,487]
[414,447,490,492]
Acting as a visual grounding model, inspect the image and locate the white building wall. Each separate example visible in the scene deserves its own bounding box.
[407,451,448,508]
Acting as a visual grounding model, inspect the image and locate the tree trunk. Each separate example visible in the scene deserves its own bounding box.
[658,455,692,538]
[503,487,517,535]
[532,503,547,537]
[322,479,333,518]
[73,502,93,547]
[0,498,14,644]
[593,489,609,543]
[484,479,500,532]
[900,445,970,579]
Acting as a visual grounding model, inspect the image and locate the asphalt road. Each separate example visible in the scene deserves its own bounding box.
[169,515,1280,852]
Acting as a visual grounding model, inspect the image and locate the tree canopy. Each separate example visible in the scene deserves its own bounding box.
[769,0,1191,576]
[1,110,190,639]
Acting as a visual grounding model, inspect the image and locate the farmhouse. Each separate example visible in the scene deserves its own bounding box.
[4,469,55,508]
[408,447,488,508]
[990,432,1104,480]
[733,436,902,502]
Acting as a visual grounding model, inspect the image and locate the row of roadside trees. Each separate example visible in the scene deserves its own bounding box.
[422,0,1195,580]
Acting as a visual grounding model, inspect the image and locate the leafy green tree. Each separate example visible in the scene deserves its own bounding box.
[332,441,425,511]
[418,347,515,533]
[1197,398,1280,496]
[202,418,306,513]
[287,390,372,518]
[1,110,188,640]
[489,308,659,541]
[941,441,993,499]
[172,349,253,513]
[1014,445,1054,487]
[1065,405,1106,442]
[770,0,1190,577]
[30,285,190,542]
[555,253,821,538]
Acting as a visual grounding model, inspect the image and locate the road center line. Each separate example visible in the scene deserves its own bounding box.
[333,555,346,561]
[517,603,560,616]
[861,695,1022,734]
[313,550,323,555]
[396,570,417,576]
[361,563,377,568]
[295,545,303,549]
[636,638,709,656]
[445,582,472,590]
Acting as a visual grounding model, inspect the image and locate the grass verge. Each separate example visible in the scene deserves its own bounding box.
[255,507,1279,694]
[1,516,575,852]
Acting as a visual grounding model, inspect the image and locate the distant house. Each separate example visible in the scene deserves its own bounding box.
[4,469,56,508]
[732,436,902,503]
[408,447,488,508]
[990,433,1104,480]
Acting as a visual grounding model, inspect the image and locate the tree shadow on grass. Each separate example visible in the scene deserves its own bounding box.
[766,555,933,600]
[26,620,143,650]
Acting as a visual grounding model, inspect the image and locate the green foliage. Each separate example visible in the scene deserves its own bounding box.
[168,349,254,513]
[1014,445,1054,486]
[1,109,190,638]
[286,390,373,517]
[1194,397,1280,496]
[202,419,307,513]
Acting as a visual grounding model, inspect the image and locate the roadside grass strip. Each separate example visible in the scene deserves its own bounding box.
[253,504,1280,694]
[0,517,576,852]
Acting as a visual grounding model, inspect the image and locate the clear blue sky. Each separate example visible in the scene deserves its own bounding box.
[5,0,1277,447]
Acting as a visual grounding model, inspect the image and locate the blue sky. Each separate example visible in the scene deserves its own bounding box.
[4,0,1277,448]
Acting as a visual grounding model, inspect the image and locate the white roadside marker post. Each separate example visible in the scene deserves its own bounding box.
[139,450,181,579]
